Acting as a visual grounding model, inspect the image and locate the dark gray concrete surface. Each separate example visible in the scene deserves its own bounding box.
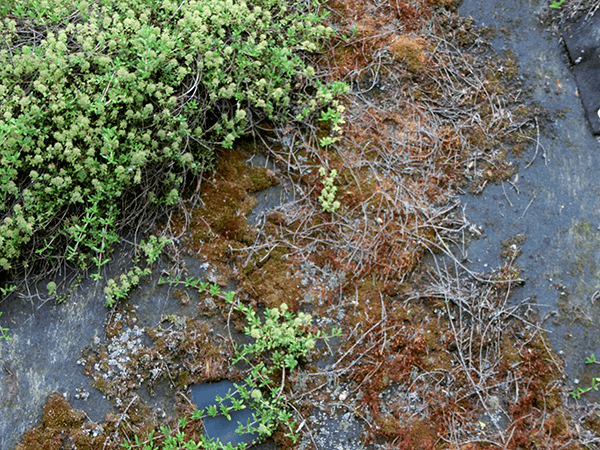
[459,0,600,396]
[563,11,600,134]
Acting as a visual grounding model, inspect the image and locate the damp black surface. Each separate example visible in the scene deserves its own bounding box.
[458,0,600,395]
[191,381,259,447]
[562,10,600,134]
[0,265,118,449]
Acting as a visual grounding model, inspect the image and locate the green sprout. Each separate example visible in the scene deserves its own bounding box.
[0,312,10,341]
[571,353,600,399]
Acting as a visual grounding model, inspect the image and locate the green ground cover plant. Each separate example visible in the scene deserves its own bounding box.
[103,235,169,306]
[0,0,347,286]
[122,283,341,450]
[0,312,10,340]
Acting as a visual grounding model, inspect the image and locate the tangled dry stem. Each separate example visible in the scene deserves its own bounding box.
[237,1,533,286]
[218,0,592,448]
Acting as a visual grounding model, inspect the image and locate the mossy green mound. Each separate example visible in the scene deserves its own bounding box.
[0,0,346,279]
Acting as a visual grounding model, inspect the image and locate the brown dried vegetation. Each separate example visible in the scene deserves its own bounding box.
[16,394,85,450]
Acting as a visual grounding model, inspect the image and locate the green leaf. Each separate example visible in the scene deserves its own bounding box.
[210,284,221,296]
[207,404,218,417]
[220,403,232,420]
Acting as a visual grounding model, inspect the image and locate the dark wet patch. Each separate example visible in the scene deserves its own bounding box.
[0,269,116,449]
[458,0,600,412]
[191,381,258,447]
[563,11,600,134]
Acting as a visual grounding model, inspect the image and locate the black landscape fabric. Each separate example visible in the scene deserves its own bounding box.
[563,11,600,134]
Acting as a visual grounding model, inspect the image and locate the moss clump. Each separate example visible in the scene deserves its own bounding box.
[376,413,401,439]
[212,209,252,242]
[500,233,527,259]
[248,166,279,193]
[400,419,441,450]
[16,393,85,450]
[242,247,302,309]
[187,147,258,249]
[41,394,84,429]
[389,35,428,72]
[583,413,600,435]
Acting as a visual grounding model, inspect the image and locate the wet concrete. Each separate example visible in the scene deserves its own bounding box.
[458,0,600,392]
[563,11,600,134]
[0,267,117,449]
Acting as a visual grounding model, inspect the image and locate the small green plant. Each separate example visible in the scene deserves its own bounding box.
[549,0,565,8]
[122,284,342,449]
[104,266,151,307]
[46,281,57,296]
[139,235,171,266]
[103,235,169,307]
[571,353,600,399]
[224,302,330,443]
[0,312,10,341]
[318,167,341,213]
[0,284,16,297]
[318,83,348,147]
[122,418,202,450]
[0,284,16,340]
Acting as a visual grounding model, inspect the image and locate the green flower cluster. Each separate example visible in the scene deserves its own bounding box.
[318,167,340,213]
[242,302,318,371]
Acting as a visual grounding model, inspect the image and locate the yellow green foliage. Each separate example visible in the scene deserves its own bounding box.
[0,0,347,279]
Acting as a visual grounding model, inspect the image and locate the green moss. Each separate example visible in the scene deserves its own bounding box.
[248,166,278,193]
[242,247,302,309]
[16,393,85,450]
